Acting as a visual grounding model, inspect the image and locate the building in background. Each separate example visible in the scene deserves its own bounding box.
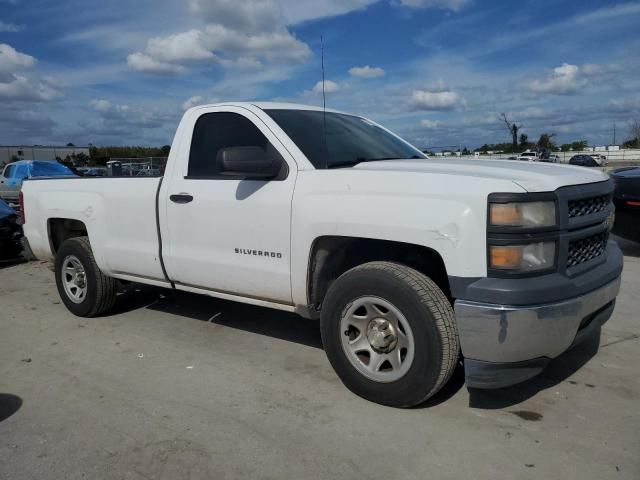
[0,145,90,167]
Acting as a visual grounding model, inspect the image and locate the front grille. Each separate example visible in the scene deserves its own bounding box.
[567,232,608,268]
[568,194,610,218]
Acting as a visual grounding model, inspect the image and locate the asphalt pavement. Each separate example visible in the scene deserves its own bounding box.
[0,237,639,480]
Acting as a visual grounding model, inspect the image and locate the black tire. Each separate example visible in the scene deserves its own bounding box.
[54,236,117,317]
[320,261,459,407]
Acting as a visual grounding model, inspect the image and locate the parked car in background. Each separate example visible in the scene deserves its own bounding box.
[611,167,640,242]
[78,167,107,177]
[0,198,23,259]
[569,155,599,167]
[0,160,76,204]
[517,151,538,161]
[540,154,561,163]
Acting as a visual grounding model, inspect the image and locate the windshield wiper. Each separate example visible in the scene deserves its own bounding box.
[328,155,422,169]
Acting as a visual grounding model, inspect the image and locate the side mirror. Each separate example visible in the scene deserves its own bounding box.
[217,146,282,179]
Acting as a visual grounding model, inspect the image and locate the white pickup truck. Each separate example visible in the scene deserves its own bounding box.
[22,102,623,407]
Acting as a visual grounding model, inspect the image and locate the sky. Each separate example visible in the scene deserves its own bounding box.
[1,0,640,150]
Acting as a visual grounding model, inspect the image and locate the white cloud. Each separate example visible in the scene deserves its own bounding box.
[146,30,216,63]
[420,119,443,129]
[182,95,204,110]
[0,75,58,101]
[312,79,339,94]
[128,0,311,76]
[0,43,36,81]
[575,2,640,23]
[411,89,462,110]
[85,98,173,134]
[278,0,378,24]
[349,65,385,78]
[203,24,310,63]
[0,43,58,102]
[0,106,56,142]
[0,21,21,32]
[189,0,283,33]
[397,0,471,12]
[89,99,111,112]
[518,106,546,119]
[528,63,586,95]
[581,63,620,77]
[127,52,185,75]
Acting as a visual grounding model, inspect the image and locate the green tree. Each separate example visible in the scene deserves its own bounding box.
[571,140,588,151]
[519,134,528,148]
[622,120,640,148]
[560,144,572,152]
[537,133,556,152]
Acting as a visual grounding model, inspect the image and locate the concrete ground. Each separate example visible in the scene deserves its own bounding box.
[1,238,639,480]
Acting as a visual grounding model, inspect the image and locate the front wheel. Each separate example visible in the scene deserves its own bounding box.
[54,236,117,317]
[320,261,459,407]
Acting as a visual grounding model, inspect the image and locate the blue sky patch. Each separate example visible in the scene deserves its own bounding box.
[1,0,639,149]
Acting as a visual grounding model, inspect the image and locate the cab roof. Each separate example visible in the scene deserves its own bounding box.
[190,101,347,115]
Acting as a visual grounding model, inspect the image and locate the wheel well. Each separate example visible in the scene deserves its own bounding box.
[307,236,450,312]
[48,218,88,254]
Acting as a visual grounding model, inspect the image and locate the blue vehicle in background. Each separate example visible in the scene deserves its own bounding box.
[0,160,75,204]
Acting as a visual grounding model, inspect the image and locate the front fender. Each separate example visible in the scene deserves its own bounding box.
[289,170,513,306]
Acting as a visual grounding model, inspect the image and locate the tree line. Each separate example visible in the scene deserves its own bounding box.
[53,145,171,167]
[491,114,640,154]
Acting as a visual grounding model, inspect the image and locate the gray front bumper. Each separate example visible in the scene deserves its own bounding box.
[454,276,621,387]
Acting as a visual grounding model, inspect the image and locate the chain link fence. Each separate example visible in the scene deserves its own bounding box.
[477,149,640,167]
[106,157,168,176]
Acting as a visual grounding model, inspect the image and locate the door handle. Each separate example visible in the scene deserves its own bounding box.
[170,193,194,204]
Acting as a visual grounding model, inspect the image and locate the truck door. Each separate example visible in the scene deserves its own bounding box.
[161,107,297,304]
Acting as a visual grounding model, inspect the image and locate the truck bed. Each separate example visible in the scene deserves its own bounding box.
[22,176,166,282]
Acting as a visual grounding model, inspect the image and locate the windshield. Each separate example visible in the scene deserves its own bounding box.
[30,162,75,177]
[265,109,426,169]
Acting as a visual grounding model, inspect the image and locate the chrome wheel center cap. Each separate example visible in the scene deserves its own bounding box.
[366,318,398,353]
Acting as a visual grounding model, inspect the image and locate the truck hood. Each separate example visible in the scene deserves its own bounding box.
[351,158,609,192]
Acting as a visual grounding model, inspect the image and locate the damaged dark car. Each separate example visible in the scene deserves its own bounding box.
[611,167,640,242]
[0,198,23,259]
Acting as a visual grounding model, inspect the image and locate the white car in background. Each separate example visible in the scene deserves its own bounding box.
[540,154,561,163]
[517,151,538,161]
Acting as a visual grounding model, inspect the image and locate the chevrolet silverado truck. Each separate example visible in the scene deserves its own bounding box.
[21,103,623,407]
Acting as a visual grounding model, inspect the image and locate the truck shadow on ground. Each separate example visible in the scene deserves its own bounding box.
[110,283,601,409]
[0,394,23,423]
[467,331,601,409]
[112,284,324,349]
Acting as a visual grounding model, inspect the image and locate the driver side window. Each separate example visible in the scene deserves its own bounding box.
[188,112,270,178]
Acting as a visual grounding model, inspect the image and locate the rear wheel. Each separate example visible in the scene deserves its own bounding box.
[54,236,117,317]
[320,261,459,407]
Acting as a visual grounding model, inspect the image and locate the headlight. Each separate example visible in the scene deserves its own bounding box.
[489,201,556,228]
[489,241,556,272]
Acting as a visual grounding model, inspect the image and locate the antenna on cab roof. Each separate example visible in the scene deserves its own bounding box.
[321,35,328,169]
